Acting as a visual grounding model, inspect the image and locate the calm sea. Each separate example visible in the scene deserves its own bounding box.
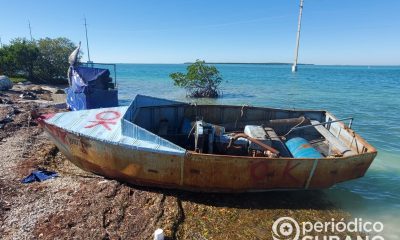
[116,64,400,237]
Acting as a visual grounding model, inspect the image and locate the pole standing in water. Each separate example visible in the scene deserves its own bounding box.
[292,0,304,72]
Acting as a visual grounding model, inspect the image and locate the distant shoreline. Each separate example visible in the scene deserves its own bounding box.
[91,62,400,67]
[184,62,314,65]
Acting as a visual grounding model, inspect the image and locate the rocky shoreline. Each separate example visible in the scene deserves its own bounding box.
[1,84,357,239]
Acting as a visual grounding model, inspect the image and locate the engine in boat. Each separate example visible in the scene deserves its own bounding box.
[192,120,291,158]
[132,104,356,158]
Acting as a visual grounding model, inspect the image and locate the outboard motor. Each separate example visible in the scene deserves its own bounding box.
[194,120,215,154]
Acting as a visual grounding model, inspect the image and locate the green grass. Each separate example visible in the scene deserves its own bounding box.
[9,77,28,84]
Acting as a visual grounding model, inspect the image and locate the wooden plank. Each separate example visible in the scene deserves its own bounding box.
[311,120,354,157]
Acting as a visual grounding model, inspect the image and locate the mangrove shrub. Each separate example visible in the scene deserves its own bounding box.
[170,60,222,98]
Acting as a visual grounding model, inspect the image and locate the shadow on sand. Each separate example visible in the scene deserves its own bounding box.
[129,183,336,210]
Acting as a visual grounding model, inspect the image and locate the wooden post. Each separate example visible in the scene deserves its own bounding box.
[292,0,304,72]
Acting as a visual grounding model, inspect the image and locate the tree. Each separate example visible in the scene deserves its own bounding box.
[0,38,39,79]
[35,37,78,82]
[0,46,16,76]
[170,60,223,98]
[0,37,79,83]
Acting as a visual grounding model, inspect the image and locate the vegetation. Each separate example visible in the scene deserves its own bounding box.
[35,38,77,82]
[0,39,39,80]
[170,60,223,98]
[0,37,78,84]
[9,77,28,84]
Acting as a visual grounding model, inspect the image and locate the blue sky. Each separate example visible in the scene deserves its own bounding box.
[1,0,399,65]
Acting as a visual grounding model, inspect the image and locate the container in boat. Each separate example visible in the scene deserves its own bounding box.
[285,137,323,158]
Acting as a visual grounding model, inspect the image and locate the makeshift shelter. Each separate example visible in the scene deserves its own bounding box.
[66,65,118,110]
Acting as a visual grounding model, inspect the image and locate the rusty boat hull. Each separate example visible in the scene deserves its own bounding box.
[39,95,377,192]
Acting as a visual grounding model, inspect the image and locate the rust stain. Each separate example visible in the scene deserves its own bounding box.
[250,161,270,181]
[45,124,68,144]
[190,169,200,174]
[121,163,141,176]
[282,161,301,183]
[300,143,312,149]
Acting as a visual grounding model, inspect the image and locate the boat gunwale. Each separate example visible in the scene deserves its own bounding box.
[186,150,377,161]
[132,103,377,157]
[324,110,377,153]
[137,103,327,114]
[42,119,377,161]
[43,98,377,159]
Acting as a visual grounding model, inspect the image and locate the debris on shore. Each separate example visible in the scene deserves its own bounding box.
[0,76,13,91]
[0,84,359,239]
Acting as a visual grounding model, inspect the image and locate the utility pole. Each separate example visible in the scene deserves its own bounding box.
[292,0,304,72]
[84,17,92,63]
[0,37,2,47]
[28,20,33,41]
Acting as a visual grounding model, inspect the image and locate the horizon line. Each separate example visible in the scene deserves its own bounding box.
[86,62,400,67]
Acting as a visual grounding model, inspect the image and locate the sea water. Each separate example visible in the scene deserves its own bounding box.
[116,64,400,237]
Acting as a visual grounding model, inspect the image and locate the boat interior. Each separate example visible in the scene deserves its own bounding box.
[128,103,366,158]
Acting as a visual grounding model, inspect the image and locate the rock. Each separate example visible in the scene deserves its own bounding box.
[0,115,13,129]
[0,97,13,104]
[20,91,37,100]
[29,86,42,91]
[28,86,45,94]
[0,76,13,91]
[54,89,65,94]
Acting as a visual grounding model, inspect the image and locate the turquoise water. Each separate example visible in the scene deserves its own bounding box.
[116,64,400,237]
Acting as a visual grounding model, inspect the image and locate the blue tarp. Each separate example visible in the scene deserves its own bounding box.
[66,87,118,111]
[21,170,58,183]
[75,66,110,83]
[67,66,118,111]
[70,67,112,93]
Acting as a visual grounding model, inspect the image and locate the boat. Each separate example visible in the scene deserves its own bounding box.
[38,95,377,192]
